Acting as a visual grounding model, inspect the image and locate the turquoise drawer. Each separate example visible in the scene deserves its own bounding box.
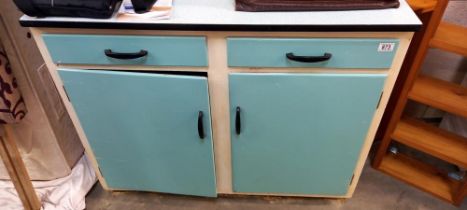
[43,34,208,66]
[227,38,399,69]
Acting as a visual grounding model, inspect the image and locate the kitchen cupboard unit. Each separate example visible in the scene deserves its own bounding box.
[59,69,216,197]
[22,0,420,199]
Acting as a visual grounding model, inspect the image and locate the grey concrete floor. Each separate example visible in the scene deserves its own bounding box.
[85,162,467,210]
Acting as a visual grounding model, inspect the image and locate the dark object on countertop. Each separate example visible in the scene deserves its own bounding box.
[131,0,158,13]
[13,0,121,18]
[236,0,400,12]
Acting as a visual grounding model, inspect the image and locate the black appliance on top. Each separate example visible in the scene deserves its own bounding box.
[14,0,122,18]
[131,0,158,13]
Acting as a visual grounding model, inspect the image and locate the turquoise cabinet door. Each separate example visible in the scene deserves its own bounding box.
[229,73,386,195]
[59,69,216,197]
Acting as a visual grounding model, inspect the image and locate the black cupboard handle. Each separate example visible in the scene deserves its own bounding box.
[286,52,332,63]
[235,107,241,135]
[198,111,205,139]
[104,49,148,60]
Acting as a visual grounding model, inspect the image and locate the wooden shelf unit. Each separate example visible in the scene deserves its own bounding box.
[392,117,467,169]
[373,0,467,206]
[379,153,461,203]
[409,75,467,118]
[408,0,437,13]
[430,22,467,56]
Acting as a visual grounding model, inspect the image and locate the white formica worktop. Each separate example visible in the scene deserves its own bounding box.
[21,0,421,31]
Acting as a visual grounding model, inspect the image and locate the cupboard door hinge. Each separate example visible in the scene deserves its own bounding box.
[376,92,383,109]
[349,174,355,186]
[63,85,70,102]
[97,167,103,176]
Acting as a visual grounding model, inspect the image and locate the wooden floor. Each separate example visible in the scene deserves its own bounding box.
[85,162,467,210]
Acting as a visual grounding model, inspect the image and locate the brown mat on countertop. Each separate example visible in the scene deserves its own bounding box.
[236,0,400,12]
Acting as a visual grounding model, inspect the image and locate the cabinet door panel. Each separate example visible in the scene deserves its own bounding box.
[59,69,216,197]
[229,73,386,195]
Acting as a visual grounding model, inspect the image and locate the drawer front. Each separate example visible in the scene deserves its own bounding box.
[227,38,399,69]
[43,34,207,66]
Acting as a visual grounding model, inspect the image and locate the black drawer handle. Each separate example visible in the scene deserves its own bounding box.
[104,49,148,60]
[235,107,241,135]
[286,52,332,63]
[198,111,205,139]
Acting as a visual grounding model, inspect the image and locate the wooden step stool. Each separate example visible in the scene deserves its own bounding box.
[373,0,467,206]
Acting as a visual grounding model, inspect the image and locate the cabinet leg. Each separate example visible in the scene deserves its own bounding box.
[331,198,348,206]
